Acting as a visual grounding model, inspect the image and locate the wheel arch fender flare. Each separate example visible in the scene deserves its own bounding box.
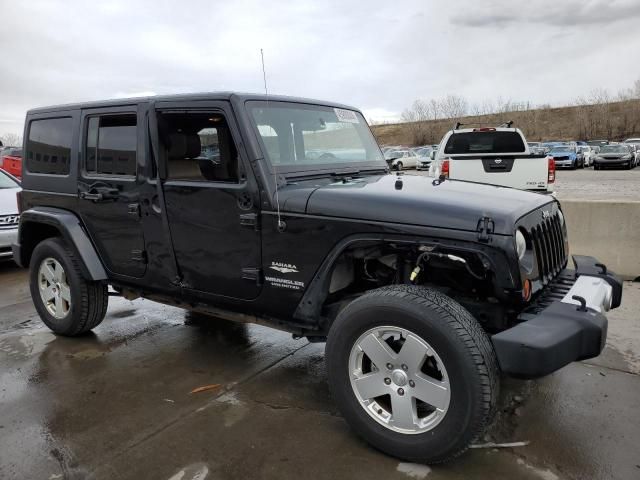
[16,207,108,281]
[292,232,513,327]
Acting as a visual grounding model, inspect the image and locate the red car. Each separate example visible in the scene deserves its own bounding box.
[0,147,22,179]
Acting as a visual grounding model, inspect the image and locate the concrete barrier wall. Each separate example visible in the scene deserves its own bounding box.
[561,200,640,280]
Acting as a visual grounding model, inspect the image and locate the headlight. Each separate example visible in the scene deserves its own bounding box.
[515,230,527,260]
[595,156,603,160]
[623,154,632,160]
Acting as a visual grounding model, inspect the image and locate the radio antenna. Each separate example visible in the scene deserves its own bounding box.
[261,48,284,232]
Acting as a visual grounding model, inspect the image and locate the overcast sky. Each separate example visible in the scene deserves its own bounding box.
[2,0,640,136]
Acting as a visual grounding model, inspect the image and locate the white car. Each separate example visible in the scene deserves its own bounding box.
[579,145,597,167]
[429,124,554,192]
[0,170,21,261]
[384,148,418,170]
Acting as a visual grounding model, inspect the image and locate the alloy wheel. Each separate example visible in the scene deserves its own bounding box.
[38,257,71,319]
[348,326,451,434]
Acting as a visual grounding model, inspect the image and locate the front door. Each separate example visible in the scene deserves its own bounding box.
[76,107,146,278]
[155,102,262,300]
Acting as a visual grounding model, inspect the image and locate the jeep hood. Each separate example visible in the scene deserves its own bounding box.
[280,174,554,235]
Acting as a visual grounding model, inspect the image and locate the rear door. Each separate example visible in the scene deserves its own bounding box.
[75,106,147,278]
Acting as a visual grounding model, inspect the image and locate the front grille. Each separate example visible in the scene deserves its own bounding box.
[0,214,19,229]
[528,211,568,285]
[554,156,569,160]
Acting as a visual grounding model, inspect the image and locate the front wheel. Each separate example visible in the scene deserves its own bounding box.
[325,285,499,464]
[395,161,403,171]
[29,238,108,336]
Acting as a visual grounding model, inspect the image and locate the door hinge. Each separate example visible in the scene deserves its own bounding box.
[476,216,495,242]
[240,212,260,230]
[241,267,263,285]
[131,249,147,263]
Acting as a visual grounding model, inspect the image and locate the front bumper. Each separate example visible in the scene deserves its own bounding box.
[594,158,631,166]
[554,159,575,168]
[492,255,623,378]
[0,227,18,259]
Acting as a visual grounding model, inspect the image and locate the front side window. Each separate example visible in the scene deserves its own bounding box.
[85,114,137,176]
[26,117,73,175]
[248,101,384,172]
[160,112,238,183]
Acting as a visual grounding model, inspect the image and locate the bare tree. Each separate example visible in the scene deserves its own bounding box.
[0,133,22,147]
[439,95,468,119]
[633,78,640,99]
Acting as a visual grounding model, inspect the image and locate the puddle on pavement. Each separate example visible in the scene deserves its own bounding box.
[0,331,56,358]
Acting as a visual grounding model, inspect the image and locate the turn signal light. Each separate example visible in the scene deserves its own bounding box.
[522,279,532,301]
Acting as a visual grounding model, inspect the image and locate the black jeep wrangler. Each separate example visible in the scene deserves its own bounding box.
[14,93,622,463]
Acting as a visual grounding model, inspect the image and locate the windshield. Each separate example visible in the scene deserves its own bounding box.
[248,101,385,173]
[600,145,628,153]
[0,171,19,188]
[444,131,525,154]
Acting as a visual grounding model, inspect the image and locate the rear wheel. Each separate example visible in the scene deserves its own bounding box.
[30,238,108,336]
[326,285,499,464]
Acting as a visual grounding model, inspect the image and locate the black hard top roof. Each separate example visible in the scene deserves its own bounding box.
[27,92,360,115]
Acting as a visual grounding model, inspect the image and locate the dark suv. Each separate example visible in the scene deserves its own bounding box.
[13,93,622,464]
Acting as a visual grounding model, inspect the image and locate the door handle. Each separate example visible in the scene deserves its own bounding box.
[79,187,120,202]
[79,191,104,201]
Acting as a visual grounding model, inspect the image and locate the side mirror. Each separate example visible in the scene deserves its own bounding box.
[429,151,436,160]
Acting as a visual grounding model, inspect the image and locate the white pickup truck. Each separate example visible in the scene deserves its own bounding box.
[429,124,554,192]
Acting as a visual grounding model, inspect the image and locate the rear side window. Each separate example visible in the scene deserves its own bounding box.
[85,114,137,176]
[26,117,73,175]
[444,132,526,155]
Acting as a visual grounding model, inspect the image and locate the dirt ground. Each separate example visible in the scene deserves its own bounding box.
[0,262,639,480]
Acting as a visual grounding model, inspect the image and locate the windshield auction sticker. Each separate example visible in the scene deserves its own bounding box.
[334,108,359,123]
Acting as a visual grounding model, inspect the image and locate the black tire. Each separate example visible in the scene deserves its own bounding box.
[29,237,108,336]
[396,162,403,171]
[325,285,499,464]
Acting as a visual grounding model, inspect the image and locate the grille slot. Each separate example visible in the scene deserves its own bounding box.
[528,211,567,285]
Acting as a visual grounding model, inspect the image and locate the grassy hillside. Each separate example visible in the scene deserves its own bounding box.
[371,99,640,146]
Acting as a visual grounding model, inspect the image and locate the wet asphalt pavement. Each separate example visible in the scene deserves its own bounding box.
[0,263,639,480]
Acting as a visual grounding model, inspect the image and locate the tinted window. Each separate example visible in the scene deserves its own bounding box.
[444,131,526,154]
[161,112,238,183]
[26,117,73,175]
[85,114,137,176]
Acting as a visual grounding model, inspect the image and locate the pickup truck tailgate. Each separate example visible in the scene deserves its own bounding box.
[449,155,549,191]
